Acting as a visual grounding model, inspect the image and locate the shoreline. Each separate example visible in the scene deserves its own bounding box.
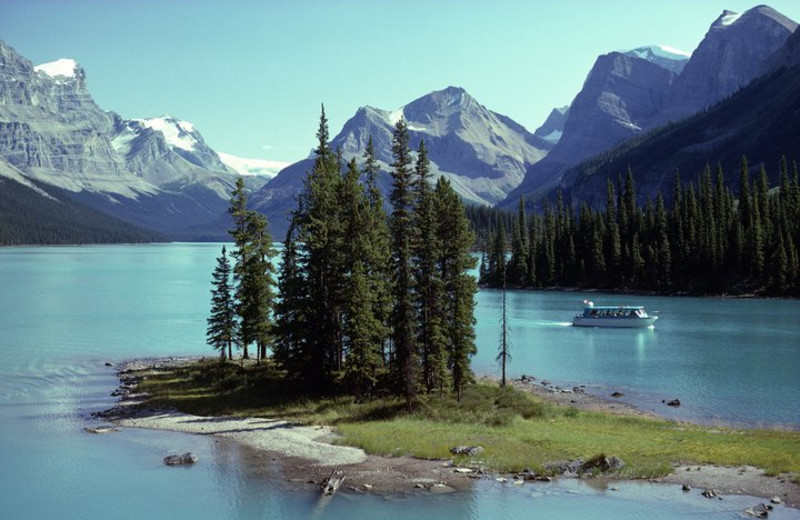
[94,357,799,508]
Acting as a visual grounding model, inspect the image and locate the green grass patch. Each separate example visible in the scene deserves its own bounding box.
[135,359,800,480]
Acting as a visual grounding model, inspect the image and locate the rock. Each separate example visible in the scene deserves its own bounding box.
[611,391,624,398]
[105,362,113,367]
[682,484,692,491]
[450,446,484,457]
[84,425,119,434]
[163,452,198,466]
[666,399,681,407]
[701,489,719,499]
[496,477,508,483]
[453,468,473,474]
[180,452,198,464]
[414,483,426,489]
[745,503,771,518]
[770,496,782,504]
[579,454,625,474]
[430,483,455,494]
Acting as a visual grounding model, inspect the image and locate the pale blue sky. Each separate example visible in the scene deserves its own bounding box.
[2,1,799,164]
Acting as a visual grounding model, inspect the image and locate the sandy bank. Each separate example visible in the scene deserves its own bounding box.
[95,358,798,505]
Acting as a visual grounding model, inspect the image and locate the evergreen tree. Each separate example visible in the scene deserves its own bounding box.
[273,220,309,375]
[341,159,385,399]
[228,176,251,358]
[206,246,236,360]
[362,138,392,365]
[413,141,448,393]
[242,211,276,362]
[434,177,477,401]
[389,117,418,409]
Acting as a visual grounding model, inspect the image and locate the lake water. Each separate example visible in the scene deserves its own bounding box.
[1,243,798,519]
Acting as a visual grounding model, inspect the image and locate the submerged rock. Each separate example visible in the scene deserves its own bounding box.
[84,425,120,434]
[164,452,198,466]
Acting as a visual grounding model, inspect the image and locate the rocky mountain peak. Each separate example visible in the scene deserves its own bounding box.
[622,45,690,74]
[402,86,478,130]
[653,4,796,127]
[34,59,82,83]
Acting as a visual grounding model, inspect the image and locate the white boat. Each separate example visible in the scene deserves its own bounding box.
[572,300,657,328]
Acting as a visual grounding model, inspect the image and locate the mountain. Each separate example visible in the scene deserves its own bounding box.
[218,152,288,179]
[561,27,800,208]
[623,45,691,74]
[502,49,686,207]
[503,5,797,210]
[654,5,797,126]
[0,157,164,245]
[533,105,569,144]
[252,86,552,237]
[0,39,260,241]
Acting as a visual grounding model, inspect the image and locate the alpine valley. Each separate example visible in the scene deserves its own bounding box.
[2,4,800,244]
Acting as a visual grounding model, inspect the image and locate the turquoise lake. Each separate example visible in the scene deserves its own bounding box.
[1,243,798,519]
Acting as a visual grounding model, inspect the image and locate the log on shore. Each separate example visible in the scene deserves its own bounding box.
[320,469,346,497]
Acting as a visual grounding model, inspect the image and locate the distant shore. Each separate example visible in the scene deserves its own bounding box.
[94,357,799,507]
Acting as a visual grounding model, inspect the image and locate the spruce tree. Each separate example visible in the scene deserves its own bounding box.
[273,220,309,375]
[362,137,392,365]
[341,159,384,399]
[413,140,448,393]
[434,177,477,401]
[389,117,418,409]
[207,246,236,361]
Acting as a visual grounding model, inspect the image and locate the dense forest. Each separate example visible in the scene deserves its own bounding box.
[207,109,478,408]
[0,177,164,245]
[478,157,800,297]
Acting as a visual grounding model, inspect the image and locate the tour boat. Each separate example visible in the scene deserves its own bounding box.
[572,300,658,328]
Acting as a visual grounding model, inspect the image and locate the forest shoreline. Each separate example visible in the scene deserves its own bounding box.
[94,357,799,509]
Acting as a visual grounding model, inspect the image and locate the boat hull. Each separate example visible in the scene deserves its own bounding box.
[572,316,657,328]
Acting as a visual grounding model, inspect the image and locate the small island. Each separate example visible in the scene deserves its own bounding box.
[97,356,800,508]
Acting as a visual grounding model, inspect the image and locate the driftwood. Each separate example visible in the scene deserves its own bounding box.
[320,469,346,497]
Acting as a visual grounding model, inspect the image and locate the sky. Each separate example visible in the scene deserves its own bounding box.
[2,0,800,165]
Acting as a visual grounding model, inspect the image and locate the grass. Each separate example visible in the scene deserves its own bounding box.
[136,359,800,480]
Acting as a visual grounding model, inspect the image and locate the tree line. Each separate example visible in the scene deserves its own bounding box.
[479,157,800,296]
[207,108,478,408]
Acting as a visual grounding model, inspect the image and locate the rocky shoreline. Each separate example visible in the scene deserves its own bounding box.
[92,358,799,509]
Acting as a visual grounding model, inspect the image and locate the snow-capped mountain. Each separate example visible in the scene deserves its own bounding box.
[218,152,288,179]
[252,86,552,237]
[622,45,690,74]
[503,6,798,210]
[653,5,797,126]
[0,39,256,239]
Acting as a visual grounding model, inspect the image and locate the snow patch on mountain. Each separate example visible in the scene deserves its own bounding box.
[134,116,197,151]
[218,152,288,179]
[541,129,563,143]
[623,45,690,74]
[389,109,404,126]
[34,58,78,81]
[720,11,742,26]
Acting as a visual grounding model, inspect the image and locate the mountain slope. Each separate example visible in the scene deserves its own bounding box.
[502,6,797,210]
[0,39,257,240]
[252,86,551,237]
[0,159,164,245]
[502,50,684,207]
[562,53,800,207]
[654,5,797,126]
